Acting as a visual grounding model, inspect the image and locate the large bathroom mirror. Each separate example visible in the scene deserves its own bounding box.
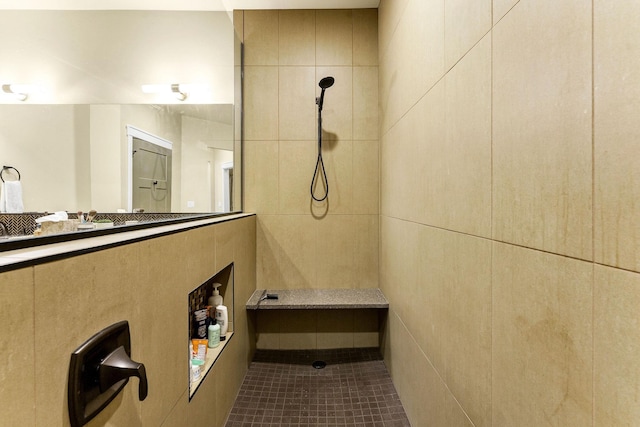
[0,9,242,226]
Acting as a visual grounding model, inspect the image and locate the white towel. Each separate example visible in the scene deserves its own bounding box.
[0,181,24,213]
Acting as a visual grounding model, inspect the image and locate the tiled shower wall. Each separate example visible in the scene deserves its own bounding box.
[241,9,379,291]
[379,0,640,426]
[0,216,256,427]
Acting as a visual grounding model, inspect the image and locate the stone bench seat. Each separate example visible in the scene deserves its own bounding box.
[245,288,389,310]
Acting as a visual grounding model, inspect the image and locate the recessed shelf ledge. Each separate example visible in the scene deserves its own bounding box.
[189,331,233,399]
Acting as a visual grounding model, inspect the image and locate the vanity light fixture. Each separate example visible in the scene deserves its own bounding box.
[141,83,188,101]
[1,84,41,101]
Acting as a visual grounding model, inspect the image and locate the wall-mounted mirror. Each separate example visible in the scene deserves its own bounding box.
[0,9,241,218]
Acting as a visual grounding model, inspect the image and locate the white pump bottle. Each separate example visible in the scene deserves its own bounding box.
[208,283,223,308]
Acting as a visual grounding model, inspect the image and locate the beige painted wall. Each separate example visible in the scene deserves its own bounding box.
[0,103,238,214]
[0,10,234,104]
[379,0,640,426]
[242,9,380,292]
[181,115,234,213]
[0,215,256,426]
[0,105,82,211]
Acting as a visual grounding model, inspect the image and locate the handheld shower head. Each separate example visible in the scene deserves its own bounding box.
[316,76,335,111]
[319,76,335,89]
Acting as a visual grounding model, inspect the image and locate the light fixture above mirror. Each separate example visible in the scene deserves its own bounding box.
[1,84,43,101]
[141,83,211,102]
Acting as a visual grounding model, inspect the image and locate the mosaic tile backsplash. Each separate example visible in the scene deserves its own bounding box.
[0,212,207,236]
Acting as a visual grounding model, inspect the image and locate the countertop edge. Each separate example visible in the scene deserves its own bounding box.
[245,288,389,310]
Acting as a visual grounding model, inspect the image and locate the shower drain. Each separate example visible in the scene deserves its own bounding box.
[312,360,326,369]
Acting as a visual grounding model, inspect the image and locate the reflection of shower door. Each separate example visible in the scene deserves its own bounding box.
[132,137,172,212]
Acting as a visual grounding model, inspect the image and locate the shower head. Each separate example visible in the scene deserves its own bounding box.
[316,76,335,111]
[319,76,335,89]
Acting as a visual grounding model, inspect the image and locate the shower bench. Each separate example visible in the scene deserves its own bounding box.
[245,288,389,310]
[246,288,388,350]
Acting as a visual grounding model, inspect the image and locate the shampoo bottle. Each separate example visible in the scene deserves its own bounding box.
[215,305,228,340]
[208,320,220,348]
[208,283,223,308]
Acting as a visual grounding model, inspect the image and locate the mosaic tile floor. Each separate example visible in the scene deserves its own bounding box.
[225,348,411,427]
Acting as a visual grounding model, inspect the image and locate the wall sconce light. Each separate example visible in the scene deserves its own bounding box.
[141,83,188,101]
[2,84,40,101]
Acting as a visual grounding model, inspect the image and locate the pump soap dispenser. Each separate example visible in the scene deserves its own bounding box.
[208,283,223,308]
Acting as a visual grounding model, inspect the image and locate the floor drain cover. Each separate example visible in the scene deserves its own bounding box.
[312,360,326,369]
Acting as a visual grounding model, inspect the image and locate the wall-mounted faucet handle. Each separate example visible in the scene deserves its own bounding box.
[0,221,8,236]
[99,345,148,401]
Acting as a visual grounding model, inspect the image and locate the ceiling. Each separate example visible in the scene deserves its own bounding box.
[0,0,380,11]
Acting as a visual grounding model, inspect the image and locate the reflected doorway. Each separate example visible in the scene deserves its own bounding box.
[127,126,172,213]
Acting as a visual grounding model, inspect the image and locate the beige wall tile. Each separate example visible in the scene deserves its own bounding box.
[233,10,243,42]
[138,235,193,426]
[244,66,279,141]
[316,10,353,66]
[279,310,317,349]
[0,268,35,427]
[353,66,379,141]
[492,0,593,259]
[244,140,279,213]
[278,140,317,214]
[1,217,254,426]
[353,9,378,66]
[316,215,356,286]
[243,10,278,66]
[156,390,188,427]
[279,66,316,140]
[232,217,258,305]
[439,34,491,237]
[378,0,410,60]
[181,227,218,286]
[317,310,354,349]
[353,309,380,348]
[383,310,470,426]
[279,10,315,66]
[594,0,640,272]
[254,309,380,350]
[493,0,518,25]
[379,120,405,218]
[417,227,492,427]
[86,392,140,427]
[594,266,640,425]
[316,66,353,141]
[34,244,143,427]
[214,344,244,426]
[256,215,285,287]
[445,0,491,69]
[320,139,353,214]
[492,243,593,426]
[381,79,445,223]
[379,217,420,327]
[256,310,281,349]
[244,7,378,302]
[352,140,379,215]
[353,214,379,288]
[379,0,444,134]
[263,214,318,288]
[186,365,217,424]
[215,220,235,273]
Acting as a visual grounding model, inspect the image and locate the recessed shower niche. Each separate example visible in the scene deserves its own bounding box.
[188,263,234,399]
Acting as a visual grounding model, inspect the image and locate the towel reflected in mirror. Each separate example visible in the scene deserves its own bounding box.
[0,180,24,213]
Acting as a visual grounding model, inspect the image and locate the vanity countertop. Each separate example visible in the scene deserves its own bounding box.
[245,288,389,310]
